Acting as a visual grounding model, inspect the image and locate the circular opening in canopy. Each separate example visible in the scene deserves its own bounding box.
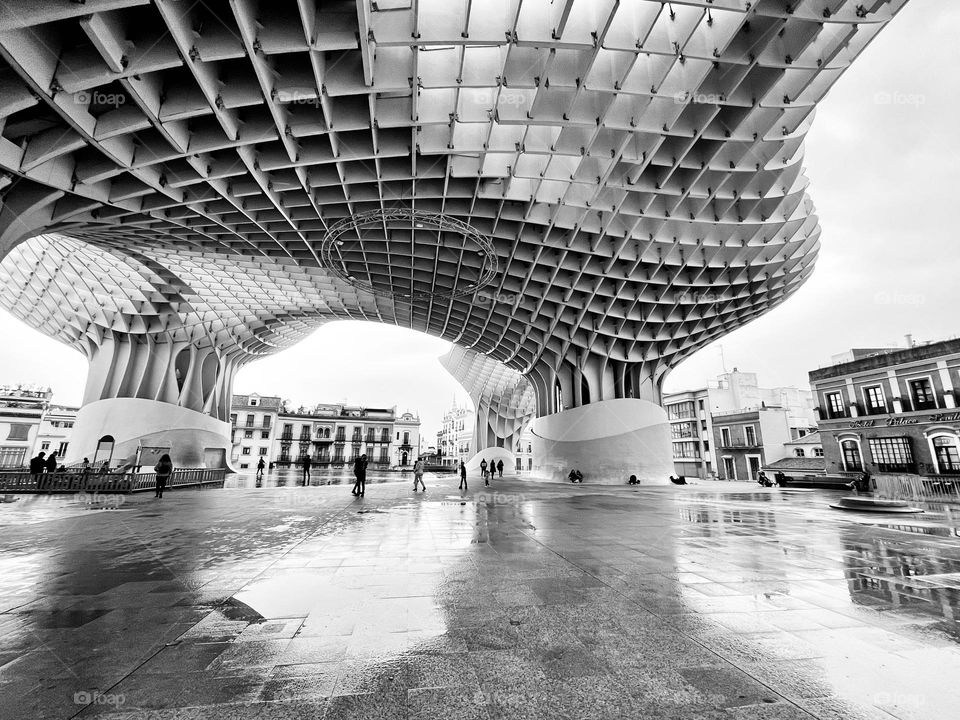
[319,209,499,302]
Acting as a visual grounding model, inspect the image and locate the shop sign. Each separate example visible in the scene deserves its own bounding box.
[929,412,960,422]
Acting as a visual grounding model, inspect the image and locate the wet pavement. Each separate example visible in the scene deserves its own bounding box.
[1,475,959,719]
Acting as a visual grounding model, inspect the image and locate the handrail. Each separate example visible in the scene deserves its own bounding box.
[0,468,226,494]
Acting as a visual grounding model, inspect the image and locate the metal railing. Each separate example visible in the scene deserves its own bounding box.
[0,468,226,494]
[874,474,960,503]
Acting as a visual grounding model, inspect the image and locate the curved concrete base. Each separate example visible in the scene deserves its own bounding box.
[69,399,233,470]
[465,448,516,477]
[527,398,673,484]
[830,496,924,513]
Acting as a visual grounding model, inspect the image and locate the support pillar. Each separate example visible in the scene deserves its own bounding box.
[70,330,239,469]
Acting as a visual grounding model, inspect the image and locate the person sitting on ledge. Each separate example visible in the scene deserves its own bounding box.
[757,471,774,487]
[847,470,872,494]
[669,475,688,485]
[628,474,640,485]
[568,469,583,483]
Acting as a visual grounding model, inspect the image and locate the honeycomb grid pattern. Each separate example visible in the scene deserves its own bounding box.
[0,0,908,418]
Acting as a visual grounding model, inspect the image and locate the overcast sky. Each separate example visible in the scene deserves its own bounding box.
[0,0,954,440]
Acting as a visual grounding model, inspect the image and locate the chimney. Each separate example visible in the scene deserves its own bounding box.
[905,333,914,348]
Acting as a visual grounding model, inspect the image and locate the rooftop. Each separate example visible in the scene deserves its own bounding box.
[811,338,960,382]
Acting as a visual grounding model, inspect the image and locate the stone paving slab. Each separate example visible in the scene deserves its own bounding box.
[1,476,959,719]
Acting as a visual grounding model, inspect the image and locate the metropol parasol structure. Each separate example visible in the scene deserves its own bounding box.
[0,0,907,480]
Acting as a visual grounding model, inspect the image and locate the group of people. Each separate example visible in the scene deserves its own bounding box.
[28,451,62,475]
[479,458,504,486]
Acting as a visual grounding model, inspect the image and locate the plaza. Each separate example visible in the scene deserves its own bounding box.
[1,475,959,719]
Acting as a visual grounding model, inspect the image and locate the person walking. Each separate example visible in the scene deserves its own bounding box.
[352,454,368,497]
[480,458,488,486]
[413,458,426,492]
[496,459,503,478]
[302,455,312,485]
[459,461,468,491]
[154,453,173,499]
[29,451,46,476]
[256,456,266,479]
[80,457,91,489]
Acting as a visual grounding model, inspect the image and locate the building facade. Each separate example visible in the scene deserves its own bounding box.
[231,394,421,470]
[663,389,714,479]
[663,370,817,479]
[34,404,79,461]
[0,386,53,468]
[438,401,474,468]
[810,339,960,479]
[230,394,282,470]
[712,407,816,482]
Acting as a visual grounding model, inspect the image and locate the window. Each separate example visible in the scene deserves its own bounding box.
[745,425,757,446]
[671,422,696,440]
[703,440,709,452]
[261,431,270,439]
[259,447,268,456]
[863,386,886,414]
[58,442,69,456]
[909,378,936,410]
[244,430,253,439]
[40,441,50,451]
[825,392,845,419]
[246,413,255,426]
[868,437,914,473]
[240,463,249,469]
[932,436,960,474]
[242,447,251,455]
[813,448,824,457]
[249,397,259,406]
[794,449,805,457]
[6,423,29,441]
[673,442,700,459]
[720,427,731,446]
[667,402,696,420]
[722,456,736,480]
[230,414,238,424]
[841,440,863,471]
[0,447,25,468]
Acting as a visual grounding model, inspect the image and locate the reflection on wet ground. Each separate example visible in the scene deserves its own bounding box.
[1,477,959,719]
